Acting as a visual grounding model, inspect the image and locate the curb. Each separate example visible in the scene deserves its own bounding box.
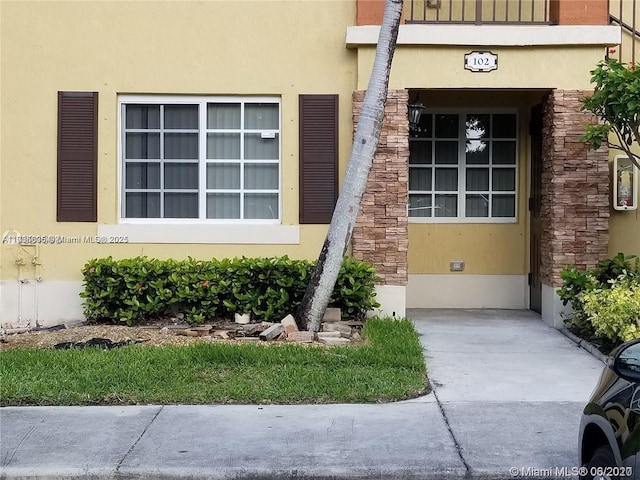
[558,327,608,364]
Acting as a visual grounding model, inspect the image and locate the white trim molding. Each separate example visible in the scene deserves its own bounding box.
[407,274,528,309]
[347,24,621,48]
[98,224,300,244]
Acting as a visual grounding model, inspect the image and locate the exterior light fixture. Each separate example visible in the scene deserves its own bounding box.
[614,155,638,210]
[408,99,425,135]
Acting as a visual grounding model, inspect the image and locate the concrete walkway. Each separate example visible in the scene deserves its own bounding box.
[0,309,605,479]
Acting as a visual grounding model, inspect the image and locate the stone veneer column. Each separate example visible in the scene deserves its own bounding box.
[351,90,409,287]
[540,90,609,288]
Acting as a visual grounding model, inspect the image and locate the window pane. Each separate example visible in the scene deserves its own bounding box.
[207,193,240,219]
[245,193,278,219]
[492,194,516,217]
[207,103,240,129]
[164,193,198,218]
[126,133,160,159]
[466,140,489,164]
[126,105,160,129]
[435,114,458,138]
[245,103,279,129]
[409,167,432,191]
[493,141,516,165]
[493,169,516,191]
[126,162,160,189]
[466,114,490,139]
[466,194,489,217]
[415,113,432,138]
[409,140,432,164]
[435,141,458,164]
[493,114,517,138]
[409,194,432,217]
[244,133,279,160]
[466,168,488,191]
[164,133,198,159]
[164,105,198,129]
[435,168,458,191]
[164,163,198,189]
[207,163,240,189]
[125,192,160,218]
[245,164,278,189]
[435,194,457,217]
[207,133,241,159]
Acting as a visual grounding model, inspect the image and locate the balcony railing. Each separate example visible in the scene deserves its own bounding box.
[406,0,550,24]
[609,0,640,65]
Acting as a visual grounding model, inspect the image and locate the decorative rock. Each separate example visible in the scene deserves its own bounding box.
[259,323,284,341]
[317,337,351,346]
[281,315,298,335]
[322,308,341,322]
[316,331,341,338]
[321,322,352,338]
[287,331,315,343]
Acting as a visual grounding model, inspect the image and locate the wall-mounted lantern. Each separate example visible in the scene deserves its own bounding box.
[613,155,638,211]
[408,99,425,135]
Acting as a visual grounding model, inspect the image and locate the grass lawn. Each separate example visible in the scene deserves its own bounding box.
[0,318,428,406]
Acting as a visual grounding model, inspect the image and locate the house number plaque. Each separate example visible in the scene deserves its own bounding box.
[464,51,498,72]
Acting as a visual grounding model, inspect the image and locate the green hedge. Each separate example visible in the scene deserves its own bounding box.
[81,256,380,325]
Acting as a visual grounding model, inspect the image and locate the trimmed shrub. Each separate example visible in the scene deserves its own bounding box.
[81,256,380,325]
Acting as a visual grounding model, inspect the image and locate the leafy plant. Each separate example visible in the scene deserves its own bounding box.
[81,256,380,325]
[581,58,640,169]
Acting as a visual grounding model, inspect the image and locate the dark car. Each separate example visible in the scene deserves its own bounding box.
[579,339,640,480]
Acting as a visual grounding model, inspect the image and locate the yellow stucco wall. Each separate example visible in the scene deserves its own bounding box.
[357,45,606,91]
[0,0,356,281]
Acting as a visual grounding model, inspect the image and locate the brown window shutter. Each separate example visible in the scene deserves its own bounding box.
[57,91,98,222]
[299,94,338,224]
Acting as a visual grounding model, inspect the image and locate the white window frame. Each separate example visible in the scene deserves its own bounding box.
[408,108,519,224]
[118,95,282,224]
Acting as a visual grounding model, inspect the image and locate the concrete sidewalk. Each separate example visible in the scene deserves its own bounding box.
[0,309,605,479]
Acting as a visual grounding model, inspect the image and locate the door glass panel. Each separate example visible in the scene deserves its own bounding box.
[492,194,516,217]
[409,194,432,217]
[409,168,432,191]
[435,114,458,138]
[435,141,458,164]
[466,168,489,191]
[435,194,457,217]
[493,169,516,191]
[466,114,490,139]
[409,141,432,164]
[435,168,458,191]
[493,141,516,165]
[466,194,489,217]
[466,140,489,164]
[493,114,517,138]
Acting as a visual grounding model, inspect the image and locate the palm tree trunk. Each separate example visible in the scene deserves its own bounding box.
[297,0,404,332]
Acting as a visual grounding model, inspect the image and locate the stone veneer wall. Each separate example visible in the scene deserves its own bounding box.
[351,89,409,286]
[541,90,609,288]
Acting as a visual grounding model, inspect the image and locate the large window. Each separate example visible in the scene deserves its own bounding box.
[121,96,280,221]
[408,111,517,222]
